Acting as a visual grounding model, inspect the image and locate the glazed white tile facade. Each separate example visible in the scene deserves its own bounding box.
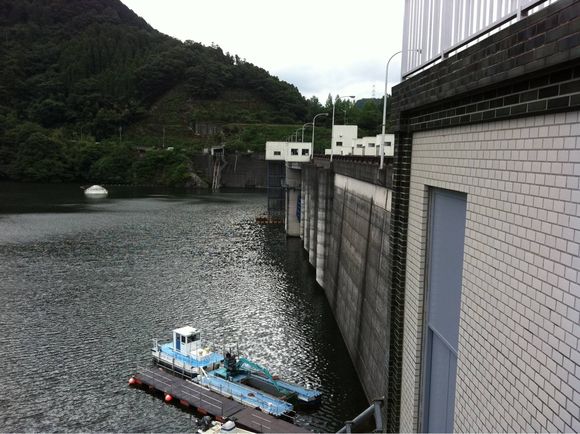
[400,112,580,432]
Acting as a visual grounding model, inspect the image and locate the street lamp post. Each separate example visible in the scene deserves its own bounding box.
[331,95,355,162]
[380,49,421,169]
[311,113,328,160]
[301,123,312,142]
[294,128,302,142]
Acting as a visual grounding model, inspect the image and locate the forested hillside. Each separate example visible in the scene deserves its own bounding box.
[0,0,385,185]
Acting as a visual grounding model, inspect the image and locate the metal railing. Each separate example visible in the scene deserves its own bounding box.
[336,398,384,433]
[402,0,560,78]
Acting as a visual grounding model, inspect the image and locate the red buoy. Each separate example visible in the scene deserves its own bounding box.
[128,377,136,385]
[164,393,173,403]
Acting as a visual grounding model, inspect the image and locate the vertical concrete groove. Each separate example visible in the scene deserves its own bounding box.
[299,169,305,239]
[315,170,330,286]
[355,198,374,363]
[331,187,348,310]
[308,169,318,266]
[303,168,309,248]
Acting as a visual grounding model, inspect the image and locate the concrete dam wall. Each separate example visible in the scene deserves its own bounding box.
[300,159,394,411]
[191,153,267,189]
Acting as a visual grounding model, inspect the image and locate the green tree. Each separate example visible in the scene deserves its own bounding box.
[13,132,67,181]
[89,144,133,183]
[357,100,382,132]
[29,99,66,128]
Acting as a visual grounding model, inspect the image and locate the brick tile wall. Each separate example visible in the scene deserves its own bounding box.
[401,112,580,431]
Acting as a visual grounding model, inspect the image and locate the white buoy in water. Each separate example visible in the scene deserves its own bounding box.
[84,185,108,198]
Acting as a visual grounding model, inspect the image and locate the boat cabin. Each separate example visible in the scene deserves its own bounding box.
[173,326,201,355]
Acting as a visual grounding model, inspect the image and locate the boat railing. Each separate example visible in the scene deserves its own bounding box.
[151,338,222,362]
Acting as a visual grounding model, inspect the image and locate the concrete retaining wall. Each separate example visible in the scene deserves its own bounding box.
[301,162,394,413]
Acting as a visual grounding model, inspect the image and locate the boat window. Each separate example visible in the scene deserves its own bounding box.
[181,335,186,343]
[193,333,200,341]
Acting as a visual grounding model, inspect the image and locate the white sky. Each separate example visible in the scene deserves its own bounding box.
[120,0,405,102]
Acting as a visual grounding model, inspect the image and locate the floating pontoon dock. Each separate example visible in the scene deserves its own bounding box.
[130,367,309,433]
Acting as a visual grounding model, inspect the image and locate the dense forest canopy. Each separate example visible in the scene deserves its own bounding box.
[0,0,388,185]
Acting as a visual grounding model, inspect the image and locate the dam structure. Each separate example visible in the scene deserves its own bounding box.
[272,0,580,432]
[264,144,398,426]
[300,155,395,412]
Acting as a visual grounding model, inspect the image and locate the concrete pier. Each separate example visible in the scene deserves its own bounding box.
[284,164,302,237]
[315,169,333,287]
[307,167,317,267]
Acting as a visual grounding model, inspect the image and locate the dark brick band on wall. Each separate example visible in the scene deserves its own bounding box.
[407,61,580,131]
[385,132,413,433]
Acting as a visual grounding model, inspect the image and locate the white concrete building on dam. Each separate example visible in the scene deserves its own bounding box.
[323,124,395,157]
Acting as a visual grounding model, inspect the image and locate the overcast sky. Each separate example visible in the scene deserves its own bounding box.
[121,0,405,102]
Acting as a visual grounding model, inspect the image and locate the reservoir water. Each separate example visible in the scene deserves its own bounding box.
[0,183,368,432]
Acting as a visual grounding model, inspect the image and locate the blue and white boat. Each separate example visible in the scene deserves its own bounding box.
[152,326,321,417]
[151,326,223,377]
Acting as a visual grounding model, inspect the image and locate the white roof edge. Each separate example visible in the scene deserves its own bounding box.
[173,326,198,336]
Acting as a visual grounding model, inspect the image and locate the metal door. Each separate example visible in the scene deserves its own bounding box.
[422,188,467,432]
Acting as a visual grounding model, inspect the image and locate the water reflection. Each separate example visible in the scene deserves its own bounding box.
[0,183,367,432]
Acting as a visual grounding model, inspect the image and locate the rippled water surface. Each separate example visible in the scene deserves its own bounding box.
[0,183,367,433]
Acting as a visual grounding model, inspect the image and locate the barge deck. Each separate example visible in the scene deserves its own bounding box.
[130,367,309,433]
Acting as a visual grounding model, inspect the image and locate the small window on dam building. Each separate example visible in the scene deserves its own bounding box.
[302,149,309,155]
[291,149,298,155]
[336,141,343,147]
[274,151,281,156]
